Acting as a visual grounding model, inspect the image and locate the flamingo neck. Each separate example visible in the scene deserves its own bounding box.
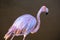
[35,10,42,32]
[31,10,42,34]
[37,9,42,23]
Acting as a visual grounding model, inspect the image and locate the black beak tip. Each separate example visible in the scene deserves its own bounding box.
[46,12,48,15]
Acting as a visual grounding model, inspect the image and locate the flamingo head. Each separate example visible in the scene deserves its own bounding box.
[40,6,49,15]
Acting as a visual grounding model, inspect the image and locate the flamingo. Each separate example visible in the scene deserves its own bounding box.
[4,6,48,40]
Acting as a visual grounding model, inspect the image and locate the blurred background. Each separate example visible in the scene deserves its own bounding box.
[0,0,60,40]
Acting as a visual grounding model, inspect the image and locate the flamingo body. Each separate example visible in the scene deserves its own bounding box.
[12,14,37,34]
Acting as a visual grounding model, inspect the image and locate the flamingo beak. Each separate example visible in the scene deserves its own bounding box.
[46,7,48,15]
[46,12,48,15]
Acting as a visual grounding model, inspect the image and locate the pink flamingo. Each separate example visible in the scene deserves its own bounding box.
[4,6,48,40]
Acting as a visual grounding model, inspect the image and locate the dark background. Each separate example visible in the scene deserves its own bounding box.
[0,0,60,40]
